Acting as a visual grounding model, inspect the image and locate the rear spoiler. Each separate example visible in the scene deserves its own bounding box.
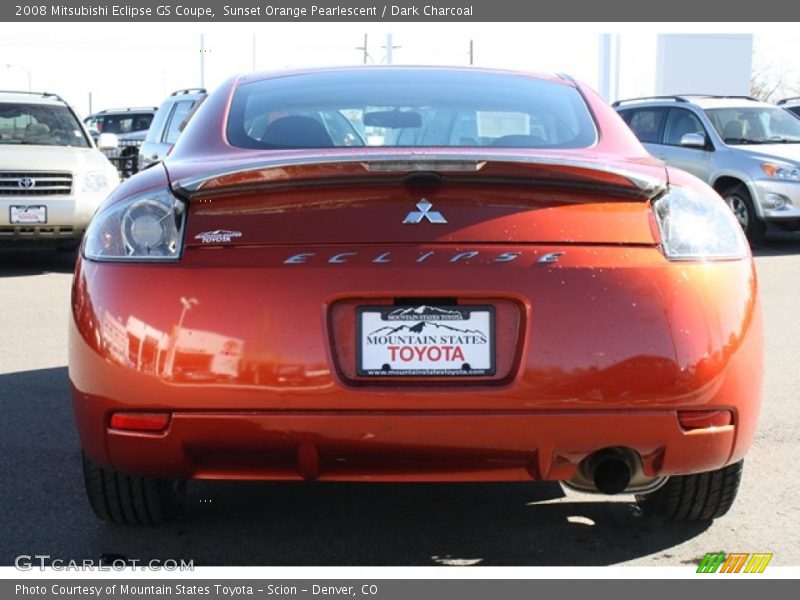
[171,153,667,200]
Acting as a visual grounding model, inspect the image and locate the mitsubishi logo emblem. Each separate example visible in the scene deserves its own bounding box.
[402,198,447,224]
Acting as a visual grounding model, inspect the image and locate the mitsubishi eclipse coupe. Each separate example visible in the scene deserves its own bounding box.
[69,67,763,525]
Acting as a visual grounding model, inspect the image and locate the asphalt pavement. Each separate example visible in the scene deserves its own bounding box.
[0,238,798,567]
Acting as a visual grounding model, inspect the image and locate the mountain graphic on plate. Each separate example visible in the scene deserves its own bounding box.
[367,320,486,337]
[387,305,463,317]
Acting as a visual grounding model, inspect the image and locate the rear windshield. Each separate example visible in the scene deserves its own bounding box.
[0,102,89,147]
[86,112,153,134]
[227,70,597,150]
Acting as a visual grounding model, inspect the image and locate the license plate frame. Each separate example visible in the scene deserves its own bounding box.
[356,304,495,377]
[10,205,47,224]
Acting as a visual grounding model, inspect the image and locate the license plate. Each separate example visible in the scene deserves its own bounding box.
[10,205,47,224]
[357,305,495,377]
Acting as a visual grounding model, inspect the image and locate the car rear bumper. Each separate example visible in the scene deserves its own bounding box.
[74,405,736,482]
[69,244,764,481]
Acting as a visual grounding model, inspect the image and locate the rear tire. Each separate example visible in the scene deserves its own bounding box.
[82,453,186,525]
[721,184,765,244]
[635,460,743,521]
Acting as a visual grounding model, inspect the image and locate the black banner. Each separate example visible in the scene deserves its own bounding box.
[3,579,798,600]
[2,0,799,21]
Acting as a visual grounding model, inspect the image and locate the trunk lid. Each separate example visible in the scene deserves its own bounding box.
[170,151,666,247]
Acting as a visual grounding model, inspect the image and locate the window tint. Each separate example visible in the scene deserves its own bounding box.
[627,108,667,144]
[663,109,707,146]
[163,101,194,145]
[227,70,598,149]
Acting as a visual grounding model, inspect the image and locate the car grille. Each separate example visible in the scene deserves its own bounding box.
[0,172,73,196]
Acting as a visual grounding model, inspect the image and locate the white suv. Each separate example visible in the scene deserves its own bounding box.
[0,91,120,249]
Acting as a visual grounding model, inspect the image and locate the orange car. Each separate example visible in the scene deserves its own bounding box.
[69,67,762,525]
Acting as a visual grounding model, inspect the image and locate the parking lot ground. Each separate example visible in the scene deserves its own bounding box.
[1,238,798,567]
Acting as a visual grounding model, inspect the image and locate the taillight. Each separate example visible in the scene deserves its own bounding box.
[110,412,170,432]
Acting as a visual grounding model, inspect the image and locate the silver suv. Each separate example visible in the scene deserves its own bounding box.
[0,91,119,249]
[616,95,800,241]
[138,88,206,171]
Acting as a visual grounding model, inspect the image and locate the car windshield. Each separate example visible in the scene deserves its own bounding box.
[227,70,597,149]
[0,102,89,147]
[705,106,800,144]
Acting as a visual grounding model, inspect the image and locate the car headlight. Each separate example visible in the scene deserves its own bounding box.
[83,189,185,261]
[761,162,800,181]
[80,170,117,193]
[653,187,748,260]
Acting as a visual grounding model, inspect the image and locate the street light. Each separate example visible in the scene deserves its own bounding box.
[163,296,199,378]
[5,64,32,92]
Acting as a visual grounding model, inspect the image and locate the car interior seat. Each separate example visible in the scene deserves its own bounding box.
[260,116,334,148]
[669,115,701,143]
[723,120,744,141]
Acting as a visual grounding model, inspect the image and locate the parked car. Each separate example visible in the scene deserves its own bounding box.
[138,88,206,171]
[777,97,800,118]
[0,90,119,249]
[71,68,762,525]
[615,94,800,241]
[84,106,156,137]
[85,107,157,180]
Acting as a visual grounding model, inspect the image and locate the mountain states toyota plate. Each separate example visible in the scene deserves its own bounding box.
[357,305,495,376]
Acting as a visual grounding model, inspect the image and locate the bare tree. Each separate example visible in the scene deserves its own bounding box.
[750,53,799,102]
[751,66,785,102]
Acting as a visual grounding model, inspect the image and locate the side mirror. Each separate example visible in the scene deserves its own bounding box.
[97,132,118,151]
[680,132,706,148]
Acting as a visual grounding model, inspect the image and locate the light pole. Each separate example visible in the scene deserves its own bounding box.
[5,64,31,92]
[163,296,199,378]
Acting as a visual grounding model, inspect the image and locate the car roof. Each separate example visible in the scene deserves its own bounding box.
[0,90,67,105]
[613,95,776,111]
[88,107,157,116]
[235,65,573,87]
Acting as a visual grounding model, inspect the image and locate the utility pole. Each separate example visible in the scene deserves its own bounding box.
[469,40,474,65]
[613,33,621,102]
[88,92,92,115]
[356,33,369,64]
[598,33,611,101]
[200,33,206,88]
[382,33,400,64]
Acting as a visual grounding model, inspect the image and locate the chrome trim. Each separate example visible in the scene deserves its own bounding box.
[172,152,667,198]
[563,476,668,495]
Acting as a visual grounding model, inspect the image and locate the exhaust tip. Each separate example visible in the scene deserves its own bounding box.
[593,457,632,495]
